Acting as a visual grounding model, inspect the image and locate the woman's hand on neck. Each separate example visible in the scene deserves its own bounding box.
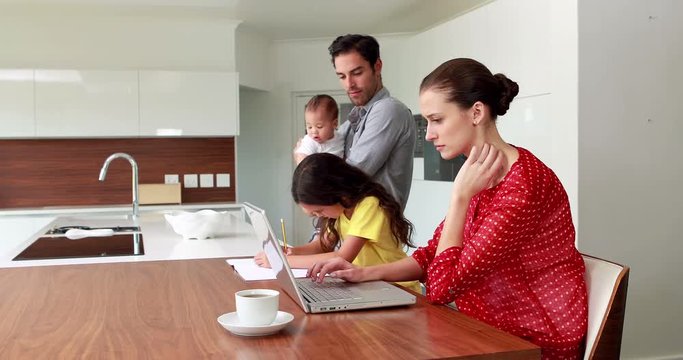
[454,143,507,199]
[474,123,518,175]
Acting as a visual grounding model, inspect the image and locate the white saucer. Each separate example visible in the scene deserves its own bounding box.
[217,311,294,337]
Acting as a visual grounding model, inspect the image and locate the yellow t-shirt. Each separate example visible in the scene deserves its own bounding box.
[337,196,421,293]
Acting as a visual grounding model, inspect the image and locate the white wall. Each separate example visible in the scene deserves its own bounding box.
[0,5,238,70]
[236,28,273,90]
[578,0,683,358]
[236,88,278,208]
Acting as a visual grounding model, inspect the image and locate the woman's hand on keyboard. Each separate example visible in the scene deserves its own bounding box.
[308,257,363,283]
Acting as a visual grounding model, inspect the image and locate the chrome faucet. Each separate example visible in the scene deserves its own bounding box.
[99,152,139,218]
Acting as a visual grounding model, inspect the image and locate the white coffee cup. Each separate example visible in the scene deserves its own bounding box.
[235,289,279,326]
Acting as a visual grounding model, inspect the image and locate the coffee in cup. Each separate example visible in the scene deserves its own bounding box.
[235,289,279,326]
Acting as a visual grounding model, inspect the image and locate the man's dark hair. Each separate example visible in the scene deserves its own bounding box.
[328,34,380,67]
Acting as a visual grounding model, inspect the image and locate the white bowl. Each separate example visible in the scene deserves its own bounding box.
[164,209,232,240]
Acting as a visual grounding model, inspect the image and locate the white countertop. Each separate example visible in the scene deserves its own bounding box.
[0,204,262,269]
[0,202,242,216]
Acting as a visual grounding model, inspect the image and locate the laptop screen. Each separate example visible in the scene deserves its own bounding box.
[243,202,311,312]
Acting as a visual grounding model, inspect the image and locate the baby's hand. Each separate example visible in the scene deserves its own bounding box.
[292,138,303,156]
[293,138,306,164]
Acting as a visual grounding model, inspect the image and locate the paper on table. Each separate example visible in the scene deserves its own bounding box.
[226,258,308,281]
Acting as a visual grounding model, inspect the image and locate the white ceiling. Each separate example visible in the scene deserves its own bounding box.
[0,0,492,40]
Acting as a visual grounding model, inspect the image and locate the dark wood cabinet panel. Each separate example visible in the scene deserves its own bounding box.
[0,138,235,208]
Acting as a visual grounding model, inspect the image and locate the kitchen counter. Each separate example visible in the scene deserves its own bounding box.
[0,203,261,269]
[0,202,242,216]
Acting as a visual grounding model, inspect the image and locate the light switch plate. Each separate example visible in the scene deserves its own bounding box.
[216,173,230,188]
[200,174,214,188]
[164,174,179,184]
[183,174,198,188]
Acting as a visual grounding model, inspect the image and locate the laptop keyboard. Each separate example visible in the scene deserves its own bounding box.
[297,279,360,303]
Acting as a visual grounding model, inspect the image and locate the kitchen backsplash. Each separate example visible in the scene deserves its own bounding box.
[0,138,235,209]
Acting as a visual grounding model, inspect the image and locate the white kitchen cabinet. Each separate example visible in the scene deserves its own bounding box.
[0,69,35,138]
[1,69,239,138]
[139,71,239,136]
[35,70,139,137]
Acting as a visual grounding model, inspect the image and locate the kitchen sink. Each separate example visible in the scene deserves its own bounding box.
[13,233,144,261]
[44,225,141,235]
[13,219,144,261]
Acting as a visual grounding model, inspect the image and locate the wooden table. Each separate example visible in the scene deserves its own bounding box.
[0,258,540,359]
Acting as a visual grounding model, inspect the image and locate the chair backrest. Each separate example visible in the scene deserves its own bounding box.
[582,254,630,360]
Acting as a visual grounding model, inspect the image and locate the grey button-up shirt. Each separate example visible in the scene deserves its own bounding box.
[339,87,416,210]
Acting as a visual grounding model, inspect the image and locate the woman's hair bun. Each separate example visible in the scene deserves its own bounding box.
[493,73,519,116]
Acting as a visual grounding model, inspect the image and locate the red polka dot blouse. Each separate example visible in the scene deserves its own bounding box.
[411,147,588,359]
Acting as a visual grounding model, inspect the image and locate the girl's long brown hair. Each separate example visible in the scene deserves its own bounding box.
[292,153,414,252]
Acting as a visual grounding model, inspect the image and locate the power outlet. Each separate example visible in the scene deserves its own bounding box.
[183,174,198,188]
[216,173,230,188]
[164,174,179,184]
[200,174,214,188]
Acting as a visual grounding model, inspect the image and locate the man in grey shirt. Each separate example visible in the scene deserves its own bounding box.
[328,34,416,210]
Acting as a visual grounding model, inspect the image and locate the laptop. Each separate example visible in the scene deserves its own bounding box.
[243,202,416,313]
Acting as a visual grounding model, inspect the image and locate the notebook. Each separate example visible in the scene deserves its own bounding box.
[226,258,308,280]
[243,202,416,313]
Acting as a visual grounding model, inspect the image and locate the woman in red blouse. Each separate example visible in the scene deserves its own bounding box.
[308,58,588,359]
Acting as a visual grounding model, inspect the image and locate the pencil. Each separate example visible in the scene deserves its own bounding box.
[280,218,288,252]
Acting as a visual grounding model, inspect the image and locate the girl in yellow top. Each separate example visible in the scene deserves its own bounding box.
[254,153,420,293]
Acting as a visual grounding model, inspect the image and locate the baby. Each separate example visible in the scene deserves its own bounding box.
[294,94,344,164]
